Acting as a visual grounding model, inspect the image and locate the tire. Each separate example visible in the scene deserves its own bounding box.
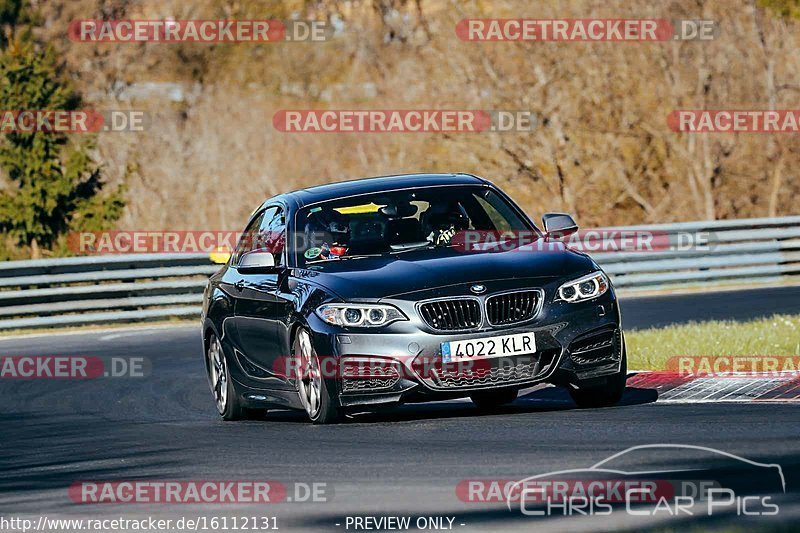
[294,328,342,424]
[206,333,263,421]
[568,345,627,409]
[470,388,518,410]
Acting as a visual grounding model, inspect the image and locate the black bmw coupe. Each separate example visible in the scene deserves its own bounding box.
[201,173,626,423]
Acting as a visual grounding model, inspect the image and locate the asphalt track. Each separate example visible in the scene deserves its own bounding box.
[1,285,799,532]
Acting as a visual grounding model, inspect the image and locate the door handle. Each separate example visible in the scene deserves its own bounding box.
[234,280,245,291]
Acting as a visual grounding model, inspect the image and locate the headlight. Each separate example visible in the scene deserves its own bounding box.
[316,303,407,327]
[556,271,609,303]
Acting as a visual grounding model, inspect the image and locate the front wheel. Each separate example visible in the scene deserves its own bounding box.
[568,347,627,409]
[294,328,342,424]
[206,333,263,420]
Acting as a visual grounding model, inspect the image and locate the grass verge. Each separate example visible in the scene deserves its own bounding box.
[626,314,800,371]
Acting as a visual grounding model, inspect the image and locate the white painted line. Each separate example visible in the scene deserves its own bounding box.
[720,378,772,400]
[659,377,707,400]
[745,378,791,399]
[698,378,750,401]
[100,329,173,341]
[708,378,757,401]
[645,372,800,403]
[0,323,195,342]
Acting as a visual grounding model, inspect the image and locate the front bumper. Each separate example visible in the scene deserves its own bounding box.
[309,286,624,408]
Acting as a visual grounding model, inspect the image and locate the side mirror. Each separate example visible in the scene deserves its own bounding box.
[238,250,276,273]
[542,213,578,239]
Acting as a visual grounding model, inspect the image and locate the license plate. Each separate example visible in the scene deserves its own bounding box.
[441,332,536,363]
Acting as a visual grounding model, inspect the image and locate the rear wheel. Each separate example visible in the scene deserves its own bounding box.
[569,347,627,409]
[470,388,518,410]
[206,334,264,420]
[294,328,342,424]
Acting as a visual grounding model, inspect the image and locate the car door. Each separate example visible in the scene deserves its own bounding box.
[233,206,293,389]
[219,208,266,331]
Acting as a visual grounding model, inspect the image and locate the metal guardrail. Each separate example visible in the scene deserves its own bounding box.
[592,216,800,288]
[0,253,215,330]
[0,217,799,330]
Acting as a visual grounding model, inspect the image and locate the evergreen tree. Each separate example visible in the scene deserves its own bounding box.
[0,33,124,259]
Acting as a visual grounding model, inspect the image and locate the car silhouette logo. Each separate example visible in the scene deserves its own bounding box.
[505,443,786,512]
[470,284,487,294]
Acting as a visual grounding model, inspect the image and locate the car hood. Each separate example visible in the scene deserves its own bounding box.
[298,245,597,300]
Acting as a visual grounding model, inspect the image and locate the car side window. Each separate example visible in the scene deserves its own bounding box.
[473,195,510,231]
[259,206,287,267]
[232,210,267,265]
[472,190,530,231]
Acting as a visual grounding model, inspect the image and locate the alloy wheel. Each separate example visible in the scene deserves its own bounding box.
[207,336,228,414]
[296,329,322,418]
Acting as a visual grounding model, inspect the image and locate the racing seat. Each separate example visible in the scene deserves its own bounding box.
[381,204,424,246]
[347,217,387,255]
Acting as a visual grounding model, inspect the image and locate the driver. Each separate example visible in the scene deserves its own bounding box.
[303,207,350,260]
[425,201,469,245]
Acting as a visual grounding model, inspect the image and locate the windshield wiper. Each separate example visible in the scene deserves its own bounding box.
[390,241,432,252]
[337,253,383,260]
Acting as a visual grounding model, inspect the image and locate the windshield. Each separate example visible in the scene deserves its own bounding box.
[293,185,535,268]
